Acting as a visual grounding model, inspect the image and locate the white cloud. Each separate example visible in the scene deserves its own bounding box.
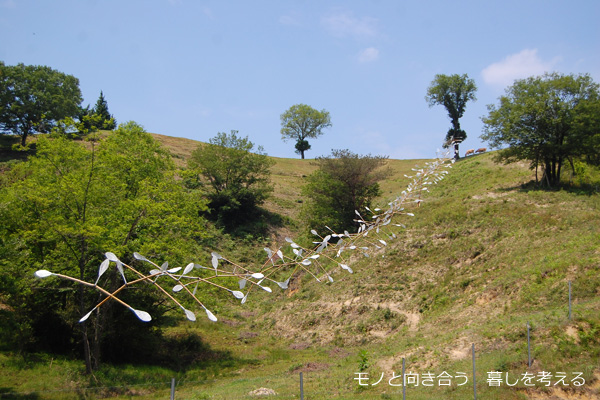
[358,47,379,63]
[321,12,378,39]
[482,49,558,87]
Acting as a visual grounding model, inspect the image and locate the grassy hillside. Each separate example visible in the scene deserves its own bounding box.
[1,133,599,399]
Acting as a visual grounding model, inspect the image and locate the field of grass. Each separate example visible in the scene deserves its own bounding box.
[1,134,599,399]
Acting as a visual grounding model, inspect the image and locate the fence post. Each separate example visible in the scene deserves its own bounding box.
[568,281,572,320]
[402,357,406,400]
[527,322,531,368]
[472,343,477,400]
[300,372,304,400]
[170,377,176,400]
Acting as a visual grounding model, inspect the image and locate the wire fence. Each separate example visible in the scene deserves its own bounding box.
[1,281,591,399]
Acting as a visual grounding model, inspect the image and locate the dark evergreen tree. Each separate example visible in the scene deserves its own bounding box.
[94,91,116,130]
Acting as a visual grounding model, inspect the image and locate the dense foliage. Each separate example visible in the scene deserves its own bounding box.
[302,149,390,233]
[0,122,211,371]
[0,62,82,147]
[77,91,117,134]
[280,104,331,159]
[187,131,275,229]
[481,72,600,187]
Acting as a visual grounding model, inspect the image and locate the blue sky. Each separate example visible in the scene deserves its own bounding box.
[1,0,599,159]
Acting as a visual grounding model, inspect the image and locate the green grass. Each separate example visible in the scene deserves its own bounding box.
[1,136,599,399]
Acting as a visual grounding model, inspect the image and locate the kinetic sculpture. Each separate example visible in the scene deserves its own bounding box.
[35,154,453,323]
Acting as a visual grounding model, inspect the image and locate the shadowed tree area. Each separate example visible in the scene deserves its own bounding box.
[302,149,391,233]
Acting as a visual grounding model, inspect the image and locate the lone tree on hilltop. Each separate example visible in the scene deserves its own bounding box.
[426,73,477,159]
[280,104,331,159]
[0,62,82,147]
[481,72,600,188]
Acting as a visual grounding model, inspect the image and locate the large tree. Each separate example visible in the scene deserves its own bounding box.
[481,72,600,187]
[425,73,477,158]
[0,122,209,372]
[280,104,331,159]
[302,149,390,233]
[0,62,82,146]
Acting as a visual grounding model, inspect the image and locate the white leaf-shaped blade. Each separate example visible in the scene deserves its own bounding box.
[192,282,199,295]
[183,263,194,275]
[238,279,247,289]
[149,269,161,275]
[97,259,110,279]
[34,270,53,278]
[173,284,184,292]
[167,267,182,273]
[301,259,311,266]
[276,279,290,289]
[211,254,218,269]
[310,229,318,236]
[132,309,152,322]
[264,247,272,258]
[276,250,284,260]
[160,261,168,271]
[105,252,119,262]
[285,237,293,243]
[251,273,264,279]
[290,243,300,249]
[133,252,147,261]
[116,261,127,284]
[241,293,249,304]
[340,264,353,273]
[260,285,272,293]
[379,240,387,246]
[327,275,334,283]
[79,309,93,323]
[309,255,320,259]
[184,309,196,321]
[205,308,217,322]
[231,291,244,299]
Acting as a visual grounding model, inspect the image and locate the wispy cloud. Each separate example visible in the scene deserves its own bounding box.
[482,49,559,87]
[358,47,379,63]
[321,12,378,39]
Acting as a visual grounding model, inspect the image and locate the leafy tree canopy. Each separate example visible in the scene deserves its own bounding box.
[187,131,274,228]
[425,73,477,152]
[481,72,600,187]
[0,122,210,370]
[0,62,82,147]
[280,104,331,159]
[302,149,390,233]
